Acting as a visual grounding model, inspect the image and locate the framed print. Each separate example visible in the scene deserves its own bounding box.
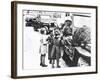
[11,1,98,78]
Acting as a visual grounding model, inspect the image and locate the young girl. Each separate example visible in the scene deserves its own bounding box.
[39,28,48,67]
[51,28,61,68]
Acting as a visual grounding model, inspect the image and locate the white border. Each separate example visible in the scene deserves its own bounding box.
[17,3,96,76]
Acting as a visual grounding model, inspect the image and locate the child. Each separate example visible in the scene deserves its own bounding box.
[39,28,48,67]
[51,28,61,68]
[46,32,54,64]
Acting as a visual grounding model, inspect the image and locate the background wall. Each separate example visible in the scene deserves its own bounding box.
[0,0,99,80]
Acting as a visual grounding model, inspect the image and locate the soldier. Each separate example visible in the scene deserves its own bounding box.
[62,17,72,37]
[61,16,74,66]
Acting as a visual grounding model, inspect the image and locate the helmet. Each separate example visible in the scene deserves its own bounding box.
[64,17,72,22]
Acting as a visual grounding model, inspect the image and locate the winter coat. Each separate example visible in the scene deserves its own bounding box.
[51,37,61,59]
[47,36,53,60]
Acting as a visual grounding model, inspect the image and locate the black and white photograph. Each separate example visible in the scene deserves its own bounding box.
[23,10,91,69]
[11,1,97,78]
